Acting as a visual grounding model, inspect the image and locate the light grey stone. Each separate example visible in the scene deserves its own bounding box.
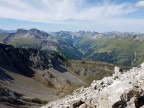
[41,65,144,108]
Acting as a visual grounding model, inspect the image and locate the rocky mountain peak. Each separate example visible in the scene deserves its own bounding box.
[42,63,144,108]
[15,28,49,38]
[0,43,65,70]
[17,29,27,33]
[29,28,49,37]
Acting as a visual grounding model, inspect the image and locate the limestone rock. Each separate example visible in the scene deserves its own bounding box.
[141,62,144,69]
[41,65,144,108]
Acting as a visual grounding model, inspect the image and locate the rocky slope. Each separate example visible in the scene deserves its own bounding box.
[42,63,144,108]
[0,85,47,108]
[0,43,69,107]
[0,43,79,107]
[0,43,114,107]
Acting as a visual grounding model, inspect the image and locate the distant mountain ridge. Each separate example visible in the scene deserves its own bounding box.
[51,30,144,66]
[1,28,144,66]
[0,29,16,33]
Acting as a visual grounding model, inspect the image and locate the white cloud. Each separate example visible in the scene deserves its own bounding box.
[0,0,138,22]
[74,3,136,20]
[0,0,144,32]
[136,0,144,7]
[64,18,144,28]
[0,0,80,22]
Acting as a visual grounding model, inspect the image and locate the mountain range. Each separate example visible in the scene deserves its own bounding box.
[0,28,144,67]
[0,28,144,107]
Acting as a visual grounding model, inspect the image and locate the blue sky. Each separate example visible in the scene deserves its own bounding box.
[0,0,144,32]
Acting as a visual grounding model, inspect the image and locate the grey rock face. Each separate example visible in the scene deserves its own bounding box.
[42,64,144,108]
[0,43,65,70]
[141,62,144,69]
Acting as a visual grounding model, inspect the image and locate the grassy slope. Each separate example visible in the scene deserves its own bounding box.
[67,60,114,85]
[1,32,143,67]
[0,34,83,60]
[75,36,144,67]
[8,38,39,48]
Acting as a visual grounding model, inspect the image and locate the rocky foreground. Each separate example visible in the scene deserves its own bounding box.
[42,63,144,108]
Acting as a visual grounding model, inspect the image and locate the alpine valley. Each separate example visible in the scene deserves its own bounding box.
[1,28,144,67]
[0,28,144,108]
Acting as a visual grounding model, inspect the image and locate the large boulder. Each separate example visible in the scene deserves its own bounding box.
[141,62,144,69]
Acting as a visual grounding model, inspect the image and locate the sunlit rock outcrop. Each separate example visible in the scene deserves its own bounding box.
[42,63,144,108]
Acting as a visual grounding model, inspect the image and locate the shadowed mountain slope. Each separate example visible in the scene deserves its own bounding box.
[0,43,114,107]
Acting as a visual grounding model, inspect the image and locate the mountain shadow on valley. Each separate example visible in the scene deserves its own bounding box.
[0,68,14,81]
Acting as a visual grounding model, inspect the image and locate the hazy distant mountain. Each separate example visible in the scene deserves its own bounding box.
[0,29,16,33]
[0,29,6,33]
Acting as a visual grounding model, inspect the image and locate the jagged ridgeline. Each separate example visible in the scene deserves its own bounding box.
[0,29,144,67]
[0,29,83,60]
